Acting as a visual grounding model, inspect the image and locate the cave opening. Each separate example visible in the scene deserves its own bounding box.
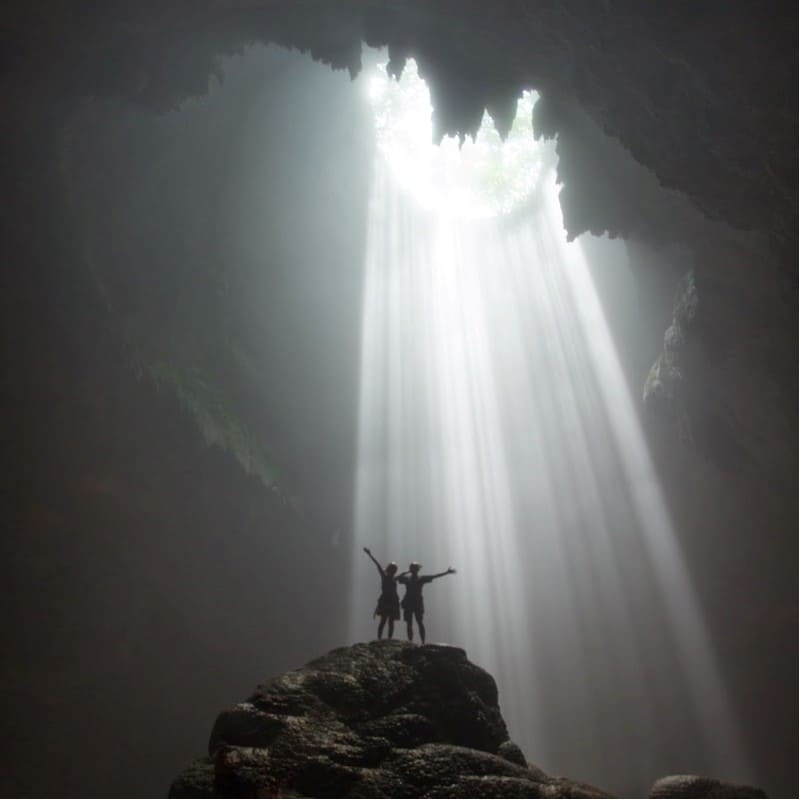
[365,56,553,219]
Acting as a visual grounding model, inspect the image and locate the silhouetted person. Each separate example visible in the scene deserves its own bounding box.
[398,561,456,644]
[363,547,400,639]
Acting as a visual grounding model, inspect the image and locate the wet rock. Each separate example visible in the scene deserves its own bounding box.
[170,641,602,799]
[171,642,771,799]
[497,739,529,769]
[169,758,215,799]
[209,704,287,754]
[649,775,769,799]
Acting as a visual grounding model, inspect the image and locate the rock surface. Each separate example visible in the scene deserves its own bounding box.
[650,775,769,799]
[4,2,797,255]
[170,641,614,799]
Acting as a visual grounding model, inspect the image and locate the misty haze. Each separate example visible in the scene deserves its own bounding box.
[2,10,798,799]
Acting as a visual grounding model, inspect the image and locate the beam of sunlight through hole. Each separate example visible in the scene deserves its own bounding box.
[543,186,751,778]
[351,58,751,792]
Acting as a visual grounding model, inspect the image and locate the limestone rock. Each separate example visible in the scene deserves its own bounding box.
[169,641,612,799]
[650,775,769,799]
[170,644,773,799]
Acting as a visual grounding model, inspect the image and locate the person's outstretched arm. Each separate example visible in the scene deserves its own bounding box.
[363,546,385,576]
[429,567,456,580]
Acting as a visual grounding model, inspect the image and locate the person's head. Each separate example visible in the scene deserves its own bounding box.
[386,562,398,575]
[409,561,421,574]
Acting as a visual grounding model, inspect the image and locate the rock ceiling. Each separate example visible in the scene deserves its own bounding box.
[4,2,797,252]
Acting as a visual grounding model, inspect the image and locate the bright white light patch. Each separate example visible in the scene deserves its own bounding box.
[368,59,555,219]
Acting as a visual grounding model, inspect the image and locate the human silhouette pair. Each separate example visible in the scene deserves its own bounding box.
[363,547,456,644]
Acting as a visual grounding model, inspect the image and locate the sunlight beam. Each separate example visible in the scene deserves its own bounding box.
[351,56,750,793]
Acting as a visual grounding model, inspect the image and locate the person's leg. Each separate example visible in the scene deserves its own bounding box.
[405,610,413,641]
[388,617,395,639]
[416,610,426,644]
[378,615,386,639]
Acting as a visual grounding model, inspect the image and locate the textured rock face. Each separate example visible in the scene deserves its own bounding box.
[650,775,768,799]
[4,2,797,254]
[644,270,698,422]
[643,233,799,475]
[170,641,613,799]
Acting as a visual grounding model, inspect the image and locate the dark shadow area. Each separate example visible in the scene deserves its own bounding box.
[1,46,372,797]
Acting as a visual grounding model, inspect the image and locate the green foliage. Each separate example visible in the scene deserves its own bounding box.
[369,59,557,218]
[146,359,279,487]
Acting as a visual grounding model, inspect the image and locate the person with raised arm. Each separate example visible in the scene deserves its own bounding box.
[398,561,456,645]
[363,546,401,639]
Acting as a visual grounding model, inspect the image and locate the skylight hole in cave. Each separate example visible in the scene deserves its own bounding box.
[365,57,556,220]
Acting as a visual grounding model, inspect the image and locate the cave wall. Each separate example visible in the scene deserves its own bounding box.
[61,45,373,513]
[1,45,373,797]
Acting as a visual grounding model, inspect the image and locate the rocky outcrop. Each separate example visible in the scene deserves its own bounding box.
[171,643,774,799]
[643,228,799,474]
[170,641,613,799]
[643,267,743,468]
[644,270,697,422]
[650,775,768,799]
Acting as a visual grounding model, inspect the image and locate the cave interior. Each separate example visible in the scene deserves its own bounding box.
[1,4,798,799]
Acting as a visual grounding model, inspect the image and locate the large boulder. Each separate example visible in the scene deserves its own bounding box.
[169,641,612,799]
